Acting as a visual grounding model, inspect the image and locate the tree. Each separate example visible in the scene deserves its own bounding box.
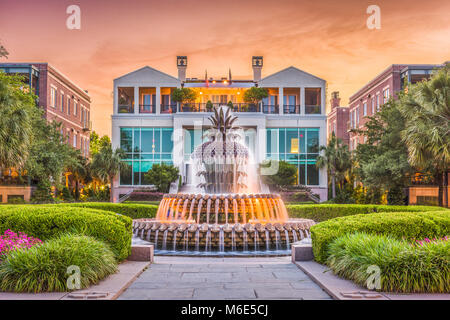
[25,120,76,195]
[90,131,111,156]
[91,143,126,202]
[354,99,413,204]
[243,87,268,106]
[171,88,197,106]
[398,64,450,207]
[66,150,92,200]
[316,132,352,199]
[0,72,36,173]
[144,163,179,193]
[260,160,298,190]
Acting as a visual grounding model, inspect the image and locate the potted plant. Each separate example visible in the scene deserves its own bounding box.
[206,100,213,112]
[243,87,268,112]
[171,88,198,112]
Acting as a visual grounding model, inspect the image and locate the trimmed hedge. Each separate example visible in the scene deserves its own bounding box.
[327,233,449,293]
[311,210,450,263]
[0,206,132,260]
[286,204,447,222]
[0,234,118,293]
[57,202,158,220]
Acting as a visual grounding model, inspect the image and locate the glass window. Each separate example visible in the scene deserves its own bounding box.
[161,128,173,153]
[153,128,161,153]
[141,128,153,153]
[299,162,306,185]
[286,128,298,154]
[133,128,141,153]
[307,163,319,185]
[363,102,367,116]
[307,129,319,153]
[51,88,56,108]
[118,87,135,113]
[120,128,133,152]
[133,161,140,185]
[140,161,153,185]
[120,161,132,185]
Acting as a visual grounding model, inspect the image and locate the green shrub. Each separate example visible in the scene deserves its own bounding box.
[286,204,447,222]
[57,202,158,219]
[327,233,449,293]
[0,206,131,260]
[311,210,450,263]
[0,234,117,293]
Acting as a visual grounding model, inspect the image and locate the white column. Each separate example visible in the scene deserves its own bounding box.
[321,85,326,115]
[300,87,305,115]
[278,87,284,115]
[156,86,161,114]
[256,123,266,164]
[134,86,139,114]
[113,84,118,114]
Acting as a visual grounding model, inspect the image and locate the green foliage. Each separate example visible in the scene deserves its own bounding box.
[0,71,37,170]
[30,180,54,203]
[310,210,450,263]
[171,88,197,104]
[327,233,449,293]
[90,131,111,156]
[60,186,73,201]
[354,100,413,204]
[260,160,298,189]
[243,87,268,105]
[398,64,450,207]
[25,120,77,189]
[57,202,158,220]
[0,205,132,260]
[206,100,213,111]
[91,142,126,202]
[0,234,117,293]
[316,132,352,199]
[286,203,445,222]
[0,42,8,59]
[227,101,234,108]
[144,163,179,193]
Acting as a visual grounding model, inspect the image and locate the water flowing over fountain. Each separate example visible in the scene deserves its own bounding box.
[133,106,315,255]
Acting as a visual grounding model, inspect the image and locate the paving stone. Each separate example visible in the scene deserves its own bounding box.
[118,288,194,300]
[182,272,233,281]
[255,288,310,299]
[289,281,323,290]
[273,271,310,280]
[193,287,256,300]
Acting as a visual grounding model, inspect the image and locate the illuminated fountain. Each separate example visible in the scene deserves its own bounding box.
[133,106,315,255]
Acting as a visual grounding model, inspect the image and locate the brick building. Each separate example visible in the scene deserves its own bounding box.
[327,91,349,145]
[346,62,448,206]
[0,63,91,157]
[0,63,91,203]
[347,63,446,151]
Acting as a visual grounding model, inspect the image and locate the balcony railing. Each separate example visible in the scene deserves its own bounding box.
[118,104,134,114]
[161,104,177,114]
[179,103,260,113]
[262,104,279,114]
[82,120,92,131]
[139,104,156,114]
[305,105,321,114]
[283,105,300,114]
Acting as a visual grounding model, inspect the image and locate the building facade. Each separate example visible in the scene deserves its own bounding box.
[111,56,328,202]
[347,63,446,151]
[0,63,92,157]
[346,62,448,206]
[327,91,349,145]
[0,63,91,203]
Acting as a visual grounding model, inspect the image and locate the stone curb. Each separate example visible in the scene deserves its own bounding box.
[0,260,151,300]
[294,260,450,300]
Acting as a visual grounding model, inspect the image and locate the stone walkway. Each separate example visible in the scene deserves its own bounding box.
[118,256,331,300]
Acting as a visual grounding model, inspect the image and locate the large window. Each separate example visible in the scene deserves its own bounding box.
[266,128,320,185]
[305,88,321,114]
[120,127,174,185]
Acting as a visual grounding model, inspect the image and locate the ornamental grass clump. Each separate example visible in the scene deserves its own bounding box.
[0,230,42,261]
[0,234,117,293]
[327,232,449,293]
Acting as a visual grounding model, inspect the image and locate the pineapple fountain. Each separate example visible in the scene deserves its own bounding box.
[132,106,315,255]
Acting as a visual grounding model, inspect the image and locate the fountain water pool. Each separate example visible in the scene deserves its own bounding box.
[132,106,315,256]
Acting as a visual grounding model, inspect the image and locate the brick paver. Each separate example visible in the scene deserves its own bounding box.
[118,256,331,300]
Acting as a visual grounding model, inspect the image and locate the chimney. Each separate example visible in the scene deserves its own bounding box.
[252,56,263,82]
[330,91,340,109]
[177,56,187,82]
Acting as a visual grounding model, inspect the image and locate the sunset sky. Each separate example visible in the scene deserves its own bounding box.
[1,0,449,136]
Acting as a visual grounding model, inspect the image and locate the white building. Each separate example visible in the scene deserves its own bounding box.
[111,56,328,201]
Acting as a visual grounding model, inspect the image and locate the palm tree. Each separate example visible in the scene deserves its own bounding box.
[66,150,91,200]
[316,132,352,199]
[0,72,35,176]
[91,143,126,202]
[398,64,450,207]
